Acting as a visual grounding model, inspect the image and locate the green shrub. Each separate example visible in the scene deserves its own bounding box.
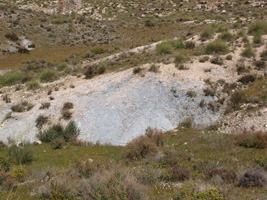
[218,31,234,42]
[174,182,225,200]
[174,39,186,49]
[40,69,58,83]
[253,31,262,44]
[241,46,255,58]
[255,155,267,169]
[91,46,105,54]
[156,41,173,54]
[11,166,27,182]
[200,26,215,40]
[238,74,256,85]
[205,40,229,54]
[57,63,67,71]
[0,71,28,86]
[7,146,33,165]
[248,20,267,34]
[0,157,11,172]
[26,80,40,90]
[37,121,80,143]
[174,52,188,65]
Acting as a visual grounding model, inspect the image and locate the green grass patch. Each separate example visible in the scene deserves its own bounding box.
[0,71,28,86]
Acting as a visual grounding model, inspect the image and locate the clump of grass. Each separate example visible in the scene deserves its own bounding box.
[207,168,236,183]
[241,46,255,58]
[200,26,215,40]
[248,20,267,35]
[5,32,19,42]
[162,166,190,182]
[173,39,186,49]
[11,101,34,112]
[26,80,40,90]
[205,40,229,55]
[179,117,194,128]
[236,131,267,149]
[91,46,105,54]
[253,31,262,44]
[174,52,189,65]
[156,41,173,54]
[40,69,58,83]
[0,71,28,86]
[218,31,234,42]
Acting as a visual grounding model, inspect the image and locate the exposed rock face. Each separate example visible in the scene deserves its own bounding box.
[0,64,221,145]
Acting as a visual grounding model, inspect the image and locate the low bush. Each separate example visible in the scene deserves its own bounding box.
[185,41,195,49]
[40,69,58,83]
[91,46,105,54]
[10,166,27,182]
[35,115,48,129]
[63,102,73,110]
[11,101,34,112]
[210,56,224,65]
[156,41,172,54]
[84,65,105,79]
[7,146,33,165]
[174,52,188,65]
[205,40,229,55]
[199,56,209,63]
[230,90,246,108]
[162,167,190,182]
[241,46,255,58]
[37,121,80,143]
[80,170,148,200]
[179,117,194,128]
[226,55,232,60]
[133,67,143,74]
[207,168,236,183]
[174,39,186,49]
[238,74,256,85]
[5,32,19,41]
[26,80,40,90]
[255,155,267,169]
[253,31,262,44]
[148,64,159,73]
[174,182,225,200]
[61,110,72,120]
[260,49,267,61]
[0,71,28,86]
[0,157,11,172]
[236,131,267,149]
[254,60,266,69]
[125,128,164,160]
[248,20,267,34]
[218,31,234,42]
[239,167,267,188]
[51,139,65,149]
[200,26,215,40]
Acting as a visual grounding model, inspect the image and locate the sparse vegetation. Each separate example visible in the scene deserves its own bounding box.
[205,40,229,54]
[241,46,255,58]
